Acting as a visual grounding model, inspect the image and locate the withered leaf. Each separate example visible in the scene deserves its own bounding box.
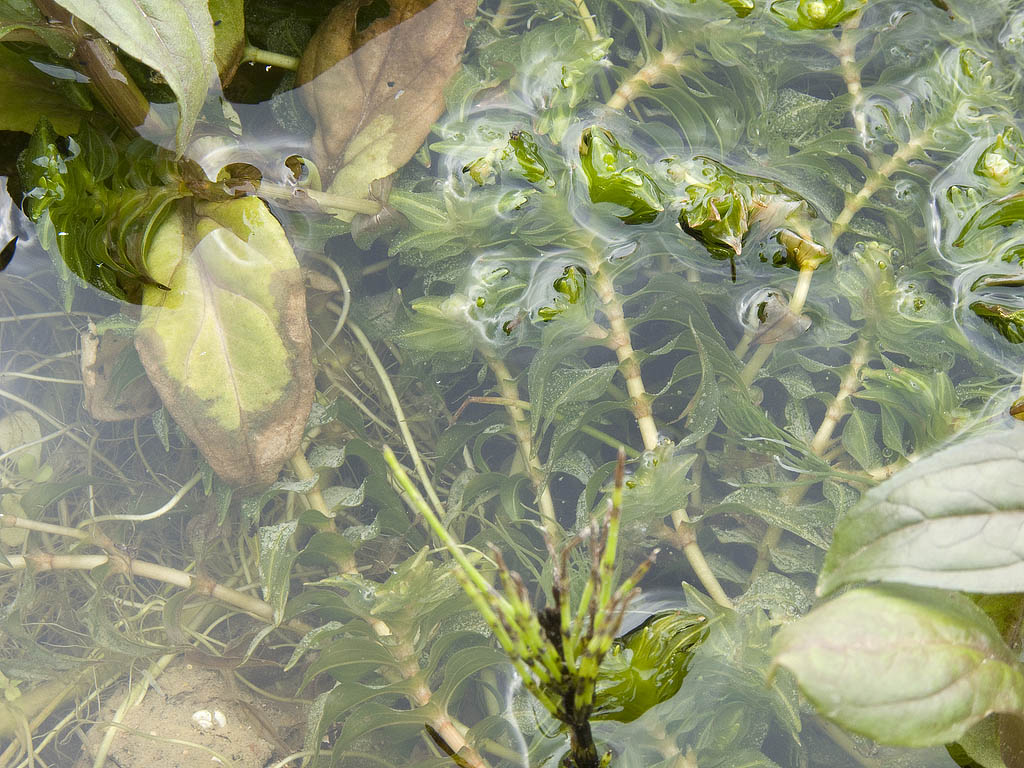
[296,0,477,205]
[81,323,162,422]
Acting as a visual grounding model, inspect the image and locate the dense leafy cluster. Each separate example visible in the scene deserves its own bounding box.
[4,0,1024,767]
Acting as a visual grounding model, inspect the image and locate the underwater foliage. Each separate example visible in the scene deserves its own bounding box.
[4,0,1024,766]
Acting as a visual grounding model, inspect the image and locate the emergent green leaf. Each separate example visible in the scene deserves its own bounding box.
[579,126,664,224]
[773,585,1024,747]
[818,428,1024,596]
[972,301,1024,344]
[134,196,314,486]
[52,0,216,152]
[593,610,708,722]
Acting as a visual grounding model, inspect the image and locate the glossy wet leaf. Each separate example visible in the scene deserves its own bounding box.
[818,429,1024,596]
[135,196,314,486]
[593,610,707,722]
[769,0,862,30]
[296,0,477,208]
[51,0,216,152]
[0,0,76,55]
[773,585,1024,747]
[19,120,185,302]
[972,301,1024,343]
[579,127,663,224]
[0,46,85,133]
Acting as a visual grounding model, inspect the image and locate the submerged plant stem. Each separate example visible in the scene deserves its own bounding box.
[810,337,871,455]
[79,470,202,524]
[583,249,730,610]
[833,20,867,143]
[739,266,815,387]
[749,337,872,583]
[588,261,659,451]
[572,0,602,41]
[607,48,685,111]
[669,510,733,609]
[485,355,559,535]
[242,44,300,71]
[0,551,311,631]
[349,322,446,518]
[830,131,931,242]
[289,449,332,520]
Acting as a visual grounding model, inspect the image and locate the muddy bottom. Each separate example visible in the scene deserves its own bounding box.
[73,661,304,768]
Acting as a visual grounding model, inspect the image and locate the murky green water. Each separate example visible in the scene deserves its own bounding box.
[2,0,1024,765]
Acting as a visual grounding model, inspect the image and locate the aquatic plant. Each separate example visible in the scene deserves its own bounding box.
[3,0,1024,767]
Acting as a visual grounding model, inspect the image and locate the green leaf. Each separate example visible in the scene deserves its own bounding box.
[714,487,831,550]
[953,716,1009,768]
[134,197,314,486]
[19,120,185,302]
[208,0,244,84]
[841,408,881,470]
[818,429,1024,596]
[593,610,708,722]
[52,0,216,153]
[0,0,76,55]
[972,301,1024,344]
[322,482,366,511]
[256,520,299,625]
[283,621,344,672]
[773,585,1024,747]
[0,46,85,134]
[532,362,618,437]
[579,126,663,224]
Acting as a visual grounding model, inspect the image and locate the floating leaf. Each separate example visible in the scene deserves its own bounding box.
[769,0,862,30]
[296,0,477,207]
[135,196,314,486]
[773,585,1024,747]
[818,428,1024,596]
[675,157,808,279]
[52,0,216,152]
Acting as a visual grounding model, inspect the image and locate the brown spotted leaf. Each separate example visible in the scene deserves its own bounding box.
[296,0,477,205]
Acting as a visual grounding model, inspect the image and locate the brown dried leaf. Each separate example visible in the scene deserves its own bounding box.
[296,0,476,201]
[81,323,161,422]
